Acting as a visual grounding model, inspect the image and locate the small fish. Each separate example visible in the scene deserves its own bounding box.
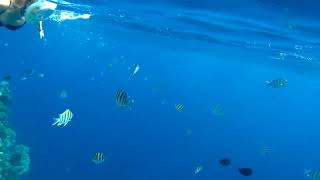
[52,109,73,127]
[265,78,288,88]
[238,168,253,176]
[213,104,224,116]
[194,166,203,175]
[92,152,105,164]
[59,90,68,99]
[133,64,140,75]
[305,169,320,179]
[260,144,270,158]
[219,158,231,166]
[38,73,45,78]
[175,103,184,112]
[115,89,133,108]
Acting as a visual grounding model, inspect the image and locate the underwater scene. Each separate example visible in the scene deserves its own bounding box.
[0,0,320,179]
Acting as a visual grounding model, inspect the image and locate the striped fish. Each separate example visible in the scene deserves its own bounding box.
[213,104,224,116]
[92,152,105,164]
[115,89,132,108]
[175,103,184,112]
[266,78,288,88]
[305,169,320,179]
[52,109,73,127]
[260,144,270,157]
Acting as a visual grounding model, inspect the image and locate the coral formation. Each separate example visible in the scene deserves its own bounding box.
[0,80,30,180]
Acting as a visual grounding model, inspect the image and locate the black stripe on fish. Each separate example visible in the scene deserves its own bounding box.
[116,89,129,107]
[175,104,184,111]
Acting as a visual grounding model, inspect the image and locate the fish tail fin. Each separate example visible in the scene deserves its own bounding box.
[52,118,59,126]
[265,81,271,86]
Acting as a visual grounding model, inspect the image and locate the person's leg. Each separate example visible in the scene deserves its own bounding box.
[0,0,10,11]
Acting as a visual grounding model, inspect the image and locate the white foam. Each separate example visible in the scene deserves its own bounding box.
[49,10,92,22]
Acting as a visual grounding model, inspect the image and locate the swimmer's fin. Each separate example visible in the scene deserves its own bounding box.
[38,19,45,39]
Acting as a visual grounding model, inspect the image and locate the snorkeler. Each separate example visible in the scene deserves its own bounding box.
[0,0,56,38]
[0,0,37,30]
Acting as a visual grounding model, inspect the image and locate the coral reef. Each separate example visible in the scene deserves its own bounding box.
[0,80,30,180]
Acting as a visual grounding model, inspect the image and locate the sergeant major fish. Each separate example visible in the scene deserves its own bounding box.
[260,143,270,158]
[92,152,105,164]
[115,89,133,108]
[265,78,288,88]
[175,103,184,112]
[52,109,73,127]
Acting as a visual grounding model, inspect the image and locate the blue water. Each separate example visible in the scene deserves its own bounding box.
[1,0,320,179]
